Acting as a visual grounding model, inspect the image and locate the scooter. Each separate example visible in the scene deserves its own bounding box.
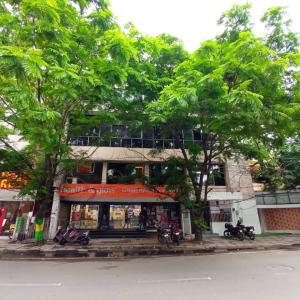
[237,219,255,240]
[59,226,90,246]
[224,223,244,241]
[53,226,65,243]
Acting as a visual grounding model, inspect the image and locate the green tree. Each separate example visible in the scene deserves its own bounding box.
[110,25,188,128]
[147,5,299,240]
[0,0,134,233]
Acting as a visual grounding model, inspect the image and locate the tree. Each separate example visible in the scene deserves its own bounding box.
[217,3,252,42]
[0,0,135,238]
[261,6,299,55]
[147,5,299,240]
[110,25,188,128]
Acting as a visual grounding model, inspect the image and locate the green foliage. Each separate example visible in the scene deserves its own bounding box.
[261,6,299,55]
[0,0,135,216]
[218,3,252,42]
[146,4,299,233]
[258,139,300,190]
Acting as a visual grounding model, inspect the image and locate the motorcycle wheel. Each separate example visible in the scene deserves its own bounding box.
[223,230,231,238]
[238,232,244,241]
[158,235,165,244]
[81,239,89,246]
[249,233,255,240]
[59,238,66,245]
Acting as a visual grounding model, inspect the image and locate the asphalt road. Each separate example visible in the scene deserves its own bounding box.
[1,250,300,300]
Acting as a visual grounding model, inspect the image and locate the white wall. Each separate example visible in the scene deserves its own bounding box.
[211,197,262,236]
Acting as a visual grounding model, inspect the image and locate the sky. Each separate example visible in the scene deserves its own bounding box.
[109,0,300,52]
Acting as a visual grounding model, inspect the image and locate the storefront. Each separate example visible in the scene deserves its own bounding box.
[59,183,182,236]
[66,202,181,231]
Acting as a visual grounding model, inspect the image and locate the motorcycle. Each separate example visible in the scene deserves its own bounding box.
[59,226,90,246]
[157,227,172,246]
[53,226,64,243]
[237,219,255,240]
[170,223,180,246]
[224,223,244,241]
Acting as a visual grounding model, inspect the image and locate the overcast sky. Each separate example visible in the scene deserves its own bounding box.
[110,0,300,52]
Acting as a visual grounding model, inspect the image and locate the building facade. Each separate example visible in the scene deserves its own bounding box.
[49,125,262,238]
[256,190,300,232]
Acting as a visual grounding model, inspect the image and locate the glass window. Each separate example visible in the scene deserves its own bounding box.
[210,201,232,222]
[70,204,99,229]
[128,128,142,139]
[142,129,154,139]
[193,130,202,141]
[183,128,193,140]
[100,125,112,139]
[77,162,95,174]
[112,125,127,138]
[109,205,141,230]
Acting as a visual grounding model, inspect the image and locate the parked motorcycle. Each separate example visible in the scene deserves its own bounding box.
[53,226,64,243]
[170,223,180,246]
[59,226,90,246]
[224,223,244,241]
[157,227,172,246]
[237,219,255,240]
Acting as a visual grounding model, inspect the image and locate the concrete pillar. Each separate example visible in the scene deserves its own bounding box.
[101,162,108,184]
[48,187,61,239]
[144,163,150,178]
[181,205,192,235]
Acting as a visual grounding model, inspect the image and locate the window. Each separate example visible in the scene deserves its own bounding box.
[70,204,99,229]
[210,201,232,222]
[195,165,225,186]
[107,163,145,184]
[77,162,95,174]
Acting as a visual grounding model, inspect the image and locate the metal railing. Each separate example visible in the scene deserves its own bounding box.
[256,190,300,205]
[68,136,199,149]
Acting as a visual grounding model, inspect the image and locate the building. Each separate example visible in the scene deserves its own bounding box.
[256,190,300,232]
[49,124,262,238]
[0,172,34,236]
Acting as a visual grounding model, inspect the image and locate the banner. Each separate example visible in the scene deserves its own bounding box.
[60,184,175,199]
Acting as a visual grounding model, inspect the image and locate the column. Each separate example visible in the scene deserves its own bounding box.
[144,163,150,179]
[48,187,61,239]
[101,161,108,184]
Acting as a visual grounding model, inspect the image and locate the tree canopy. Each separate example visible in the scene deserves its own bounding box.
[146,4,299,238]
[0,0,135,216]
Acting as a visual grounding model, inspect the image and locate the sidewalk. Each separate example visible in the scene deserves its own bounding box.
[1,234,300,260]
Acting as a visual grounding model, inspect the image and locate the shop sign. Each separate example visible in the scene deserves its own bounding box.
[60,184,175,199]
[0,172,26,189]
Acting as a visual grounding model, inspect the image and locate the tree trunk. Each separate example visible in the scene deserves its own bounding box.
[190,211,203,241]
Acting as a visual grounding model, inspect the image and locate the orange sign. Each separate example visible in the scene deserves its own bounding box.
[60,184,175,199]
[0,172,26,189]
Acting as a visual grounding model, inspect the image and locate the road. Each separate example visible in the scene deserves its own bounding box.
[1,250,300,300]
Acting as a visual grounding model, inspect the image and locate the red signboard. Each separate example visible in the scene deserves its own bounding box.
[59,184,175,199]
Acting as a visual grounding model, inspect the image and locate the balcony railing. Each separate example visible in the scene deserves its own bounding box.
[68,137,200,149]
[256,190,300,205]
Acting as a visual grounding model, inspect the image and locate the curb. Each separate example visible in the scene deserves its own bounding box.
[1,243,300,260]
